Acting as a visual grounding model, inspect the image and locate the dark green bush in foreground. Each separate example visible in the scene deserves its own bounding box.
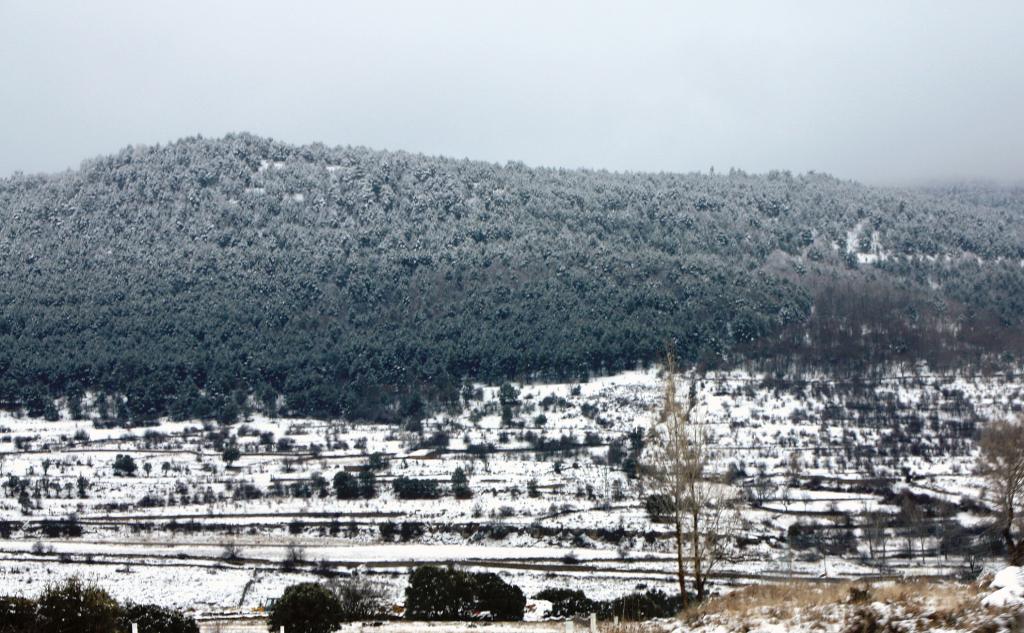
[35,578,121,633]
[0,596,36,633]
[535,586,682,620]
[0,578,199,633]
[405,565,525,621]
[266,583,345,633]
[533,588,596,619]
[602,588,681,620]
[119,603,199,633]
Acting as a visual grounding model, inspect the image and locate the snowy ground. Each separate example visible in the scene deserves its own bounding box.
[0,366,1019,616]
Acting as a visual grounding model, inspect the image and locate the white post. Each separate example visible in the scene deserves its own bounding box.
[565,620,574,633]
[589,613,597,632]
[132,624,138,633]
[280,627,285,633]
[614,615,619,625]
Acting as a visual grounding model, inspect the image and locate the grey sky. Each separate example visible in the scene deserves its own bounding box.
[1,1,1022,184]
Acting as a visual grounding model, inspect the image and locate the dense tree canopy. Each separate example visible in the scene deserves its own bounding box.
[1,134,1022,421]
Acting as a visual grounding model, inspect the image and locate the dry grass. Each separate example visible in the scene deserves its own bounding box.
[599,621,668,633]
[683,578,987,625]
[686,581,854,621]
[869,578,982,612]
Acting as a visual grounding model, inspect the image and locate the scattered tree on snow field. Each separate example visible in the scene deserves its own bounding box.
[977,417,1024,565]
[282,541,306,571]
[393,476,440,500]
[221,444,241,466]
[333,471,360,499]
[451,467,473,499]
[75,475,89,499]
[358,468,378,499]
[220,541,243,562]
[112,454,137,477]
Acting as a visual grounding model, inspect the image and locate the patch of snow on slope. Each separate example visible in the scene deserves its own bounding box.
[983,566,1024,608]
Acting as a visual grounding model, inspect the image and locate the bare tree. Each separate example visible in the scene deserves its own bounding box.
[220,541,243,562]
[646,350,734,606]
[863,507,889,569]
[646,350,691,605]
[282,541,306,571]
[899,494,926,564]
[977,417,1024,565]
[753,471,776,506]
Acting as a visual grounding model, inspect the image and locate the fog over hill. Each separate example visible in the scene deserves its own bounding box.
[1,133,1023,421]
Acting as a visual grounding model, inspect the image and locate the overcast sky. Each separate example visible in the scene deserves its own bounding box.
[1,1,1022,184]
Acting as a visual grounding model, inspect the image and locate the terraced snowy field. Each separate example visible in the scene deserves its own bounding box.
[0,367,1018,615]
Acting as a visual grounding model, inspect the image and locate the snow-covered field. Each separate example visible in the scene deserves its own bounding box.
[0,367,1019,617]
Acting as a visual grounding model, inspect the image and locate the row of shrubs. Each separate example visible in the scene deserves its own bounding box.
[267,577,391,633]
[267,566,525,633]
[0,578,197,633]
[534,587,682,620]
[4,568,680,633]
[267,566,681,633]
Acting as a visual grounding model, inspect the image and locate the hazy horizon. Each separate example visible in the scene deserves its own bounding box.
[2,1,1022,185]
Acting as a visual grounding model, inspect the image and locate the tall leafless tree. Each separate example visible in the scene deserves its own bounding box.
[863,506,890,569]
[978,417,1024,565]
[646,349,734,606]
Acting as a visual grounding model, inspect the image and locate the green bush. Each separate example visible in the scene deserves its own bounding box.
[645,493,675,523]
[118,603,198,633]
[267,583,344,633]
[112,454,138,477]
[534,587,682,621]
[35,577,121,633]
[392,476,440,500]
[471,572,527,621]
[451,468,473,499]
[3,583,202,633]
[333,471,360,499]
[405,566,524,621]
[533,588,596,619]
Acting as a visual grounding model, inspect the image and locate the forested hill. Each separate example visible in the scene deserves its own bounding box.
[1,133,1023,422]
